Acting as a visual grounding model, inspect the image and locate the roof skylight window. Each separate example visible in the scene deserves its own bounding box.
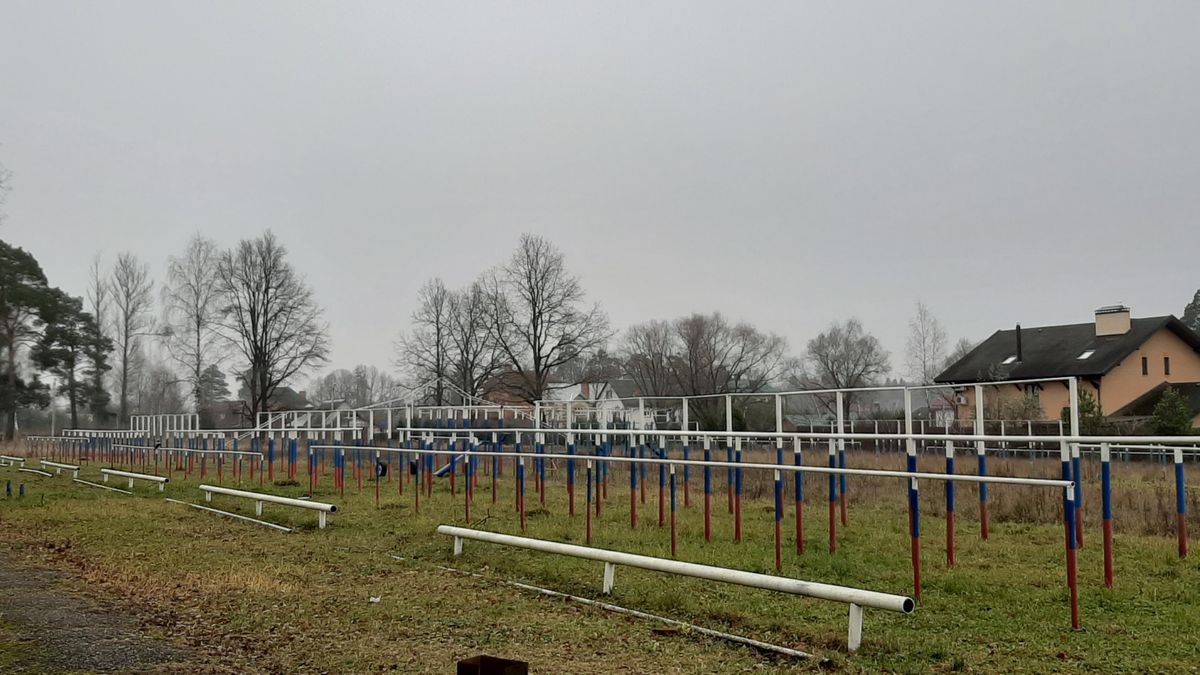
[1001,355,1018,365]
[1077,350,1095,360]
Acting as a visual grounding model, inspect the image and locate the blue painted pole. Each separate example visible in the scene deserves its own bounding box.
[1176,447,1188,559]
[1073,444,1084,548]
[1102,443,1113,586]
[945,441,956,567]
[795,443,804,554]
[828,439,837,553]
[703,438,712,541]
[978,446,989,540]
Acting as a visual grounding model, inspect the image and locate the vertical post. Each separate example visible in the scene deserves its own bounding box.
[1101,443,1113,587]
[848,603,864,653]
[1176,446,1188,559]
[682,398,690,508]
[726,395,733,514]
[670,463,677,557]
[773,468,782,570]
[657,437,667,526]
[703,435,712,541]
[518,455,526,532]
[904,388,917,548]
[828,437,837,553]
[734,437,743,543]
[1064,481,1081,630]
[794,437,804,554]
[586,460,593,545]
[1068,378,1083,548]
[568,433,576,517]
[910,477,921,600]
[945,440,955,568]
[514,432,522,511]
[630,434,638,529]
[975,384,988,540]
[836,390,847,526]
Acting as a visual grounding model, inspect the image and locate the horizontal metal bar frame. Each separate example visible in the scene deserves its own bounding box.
[315,445,1072,489]
[18,468,53,477]
[398,425,1200,447]
[439,525,914,614]
[40,460,80,470]
[197,485,337,512]
[111,444,264,458]
[100,468,169,483]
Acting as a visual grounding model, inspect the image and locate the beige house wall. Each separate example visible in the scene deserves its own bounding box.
[1096,329,1200,413]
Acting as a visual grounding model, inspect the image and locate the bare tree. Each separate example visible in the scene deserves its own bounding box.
[310,365,403,408]
[309,368,357,407]
[943,337,975,372]
[671,313,791,397]
[85,255,112,423]
[447,281,503,402]
[353,364,404,405]
[484,234,611,403]
[621,320,676,397]
[216,231,329,424]
[109,252,154,422]
[395,278,452,405]
[135,358,187,415]
[162,235,224,424]
[620,312,792,428]
[0,157,11,224]
[905,301,948,386]
[802,318,890,417]
[905,301,948,409]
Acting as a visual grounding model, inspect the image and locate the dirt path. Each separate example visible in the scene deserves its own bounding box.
[0,551,186,673]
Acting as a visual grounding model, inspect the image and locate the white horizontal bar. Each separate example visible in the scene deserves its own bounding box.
[439,526,914,613]
[197,485,337,512]
[101,468,168,483]
[18,468,53,477]
[112,444,263,457]
[40,460,80,470]
[317,445,1072,488]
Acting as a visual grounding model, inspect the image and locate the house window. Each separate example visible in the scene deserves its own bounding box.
[1142,356,1149,375]
[1164,356,1171,376]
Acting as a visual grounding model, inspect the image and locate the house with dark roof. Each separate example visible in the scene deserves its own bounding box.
[935,306,1200,422]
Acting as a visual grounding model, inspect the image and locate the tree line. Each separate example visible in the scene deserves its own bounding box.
[392,233,982,424]
[0,231,328,439]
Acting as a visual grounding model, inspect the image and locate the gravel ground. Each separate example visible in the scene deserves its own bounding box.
[0,552,186,673]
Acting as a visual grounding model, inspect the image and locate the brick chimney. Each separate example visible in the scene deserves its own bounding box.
[1095,305,1131,336]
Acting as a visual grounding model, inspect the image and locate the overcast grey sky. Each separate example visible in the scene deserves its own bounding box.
[2,1,1198,379]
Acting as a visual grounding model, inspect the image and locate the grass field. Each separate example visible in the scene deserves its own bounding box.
[1,446,1198,673]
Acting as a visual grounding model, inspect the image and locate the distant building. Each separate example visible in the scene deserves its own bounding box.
[936,306,1200,421]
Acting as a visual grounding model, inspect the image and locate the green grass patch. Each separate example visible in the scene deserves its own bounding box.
[1,461,1198,672]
